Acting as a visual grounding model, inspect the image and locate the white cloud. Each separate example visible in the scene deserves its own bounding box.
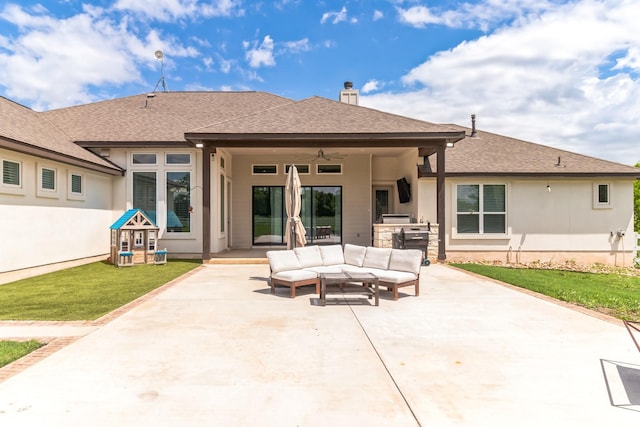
[364,0,640,165]
[373,10,384,21]
[113,0,243,21]
[396,0,561,32]
[0,4,197,110]
[321,6,348,24]
[362,79,382,93]
[281,38,310,54]
[244,35,276,68]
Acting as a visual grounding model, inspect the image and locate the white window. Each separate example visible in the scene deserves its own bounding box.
[317,164,342,174]
[593,183,612,209]
[166,171,191,233]
[132,153,157,165]
[252,164,277,175]
[285,164,310,174]
[130,151,195,236]
[165,153,191,165]
[133,231,144,248]
[455,184,507,234]
[148,230,157,251]
[37,165,59,198]
[68,171,85,200]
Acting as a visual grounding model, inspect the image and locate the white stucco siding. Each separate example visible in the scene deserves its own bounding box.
[0,205,112,272]
[507,180,634,251]
[0,149,114,272]
[426,176,636,265]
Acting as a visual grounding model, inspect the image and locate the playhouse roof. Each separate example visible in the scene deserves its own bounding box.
[110,209,158,230]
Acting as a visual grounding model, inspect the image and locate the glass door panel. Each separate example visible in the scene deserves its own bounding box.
[252,186,342,245]
[252,186,284,245]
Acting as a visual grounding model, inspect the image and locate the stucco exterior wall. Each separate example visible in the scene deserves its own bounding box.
[0,148,114,273]
[417,176,636,266]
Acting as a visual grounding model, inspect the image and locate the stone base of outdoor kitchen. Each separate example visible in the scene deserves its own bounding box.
[372,222,438,263]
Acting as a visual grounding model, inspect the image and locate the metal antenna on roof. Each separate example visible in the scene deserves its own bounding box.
[153,50,168,93]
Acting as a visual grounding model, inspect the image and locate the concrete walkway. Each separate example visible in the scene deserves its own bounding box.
[0,264,639,426]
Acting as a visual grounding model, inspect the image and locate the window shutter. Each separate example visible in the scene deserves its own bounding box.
[2,160,20,185]
[42,168,55,190]
[71,174,82,193]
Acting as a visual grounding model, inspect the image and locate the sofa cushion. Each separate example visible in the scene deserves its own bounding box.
[362,247,392,270]
[294,245,324,268]
[344,244,367,267]
[267,250,301,273]
[374,269,418,284]
[319,245,345,266]
[271,269,318,282]
[304,265,347,274]
[388,249,423,275]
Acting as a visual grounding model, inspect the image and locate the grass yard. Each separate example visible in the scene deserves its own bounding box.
[451,263,640,321]
[0,259,200,371]
[0,340,43,368]
[0,259,201,321]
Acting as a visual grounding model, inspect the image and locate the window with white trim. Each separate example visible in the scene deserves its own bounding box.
[37,165,59,198]
[2,159,21,187]
[165,153,191,165]
[593,183,612,209]
[67,172,85,200]
[252,164,277,175]
[317,164,342,174]
[132,153,157,165]
[455,184,506,234]
[166,171,191,233]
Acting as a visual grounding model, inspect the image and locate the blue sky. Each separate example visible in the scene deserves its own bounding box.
[1,0,639,165]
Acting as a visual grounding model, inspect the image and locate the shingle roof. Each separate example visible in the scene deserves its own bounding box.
[0,96,121,173]
[191,96,461,135]
[420,125,640,177]
[42,91,293,143]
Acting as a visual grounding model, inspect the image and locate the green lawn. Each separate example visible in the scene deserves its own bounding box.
[0,259,201,321]
[451,263,640,321]
[0,340,43,368]
[0,259,201,369]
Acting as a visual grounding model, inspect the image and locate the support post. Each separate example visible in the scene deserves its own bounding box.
[202,146,212,261]
[436,143,447,261]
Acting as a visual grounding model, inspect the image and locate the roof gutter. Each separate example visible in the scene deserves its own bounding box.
[1,138,125,176]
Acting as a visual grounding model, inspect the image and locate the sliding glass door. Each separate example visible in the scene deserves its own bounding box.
[253,186,342,245]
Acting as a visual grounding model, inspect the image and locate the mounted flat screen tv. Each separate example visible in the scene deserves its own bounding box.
[397,177,411,203]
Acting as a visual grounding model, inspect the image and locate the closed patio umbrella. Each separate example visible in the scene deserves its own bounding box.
[285,164,307,249]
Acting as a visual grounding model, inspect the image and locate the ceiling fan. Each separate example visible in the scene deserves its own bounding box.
[297,149,345,161]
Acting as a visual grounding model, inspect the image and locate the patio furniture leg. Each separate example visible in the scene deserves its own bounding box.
[290,285,296,298]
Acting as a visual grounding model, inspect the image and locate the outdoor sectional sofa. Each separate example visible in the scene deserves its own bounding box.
[266,244,423,300]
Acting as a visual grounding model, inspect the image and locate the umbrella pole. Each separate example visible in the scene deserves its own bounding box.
[289,164,296,249]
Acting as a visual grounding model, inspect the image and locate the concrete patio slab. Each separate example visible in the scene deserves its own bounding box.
[0,263,638,426]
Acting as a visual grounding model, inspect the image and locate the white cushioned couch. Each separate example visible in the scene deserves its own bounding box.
[266,244,423,300]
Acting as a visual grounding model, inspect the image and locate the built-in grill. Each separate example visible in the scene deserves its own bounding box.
[393,226,431,265]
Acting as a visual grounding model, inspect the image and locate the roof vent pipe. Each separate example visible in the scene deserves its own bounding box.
[470,114,478,138]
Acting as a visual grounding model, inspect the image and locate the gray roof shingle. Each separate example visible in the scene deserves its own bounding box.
[420,125,640,176]
[0,96,121,173]
[42,91,293,143]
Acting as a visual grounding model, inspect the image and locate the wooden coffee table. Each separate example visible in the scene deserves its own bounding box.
[319,271,379,306]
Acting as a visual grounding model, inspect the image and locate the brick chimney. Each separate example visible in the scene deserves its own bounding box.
[339,81,359,105]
